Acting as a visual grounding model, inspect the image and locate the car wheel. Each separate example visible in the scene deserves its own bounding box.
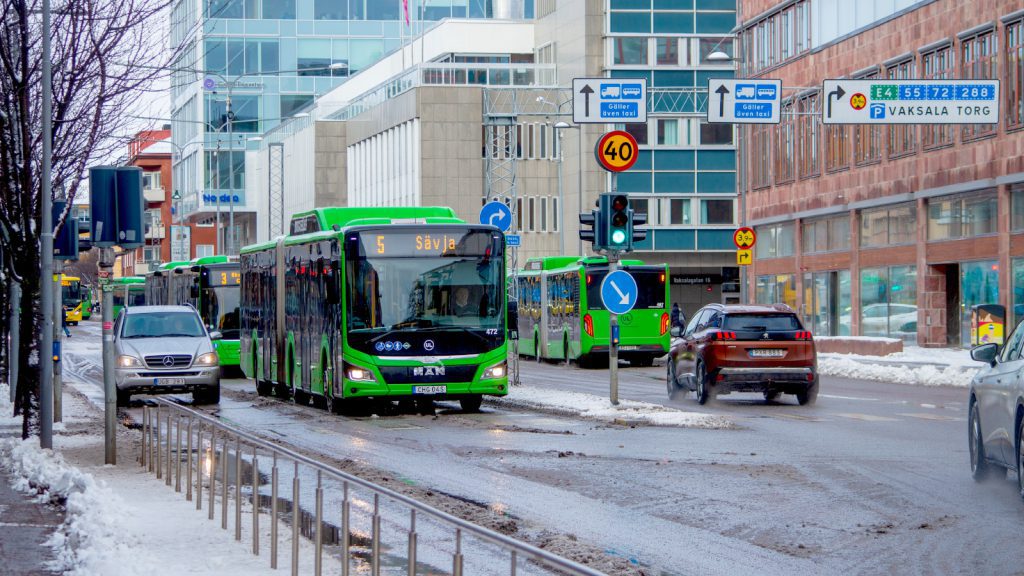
[194,384,220,405]
[116,389,130,407]
[763,391,780,403]
[695,362,711,405]
[969,403,990,482]
[796,379,818,406]
[666,361,680,399]
[460,395,483,413]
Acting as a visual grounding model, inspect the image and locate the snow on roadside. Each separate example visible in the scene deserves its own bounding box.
[818,355,979,387]
[490,385,733,429]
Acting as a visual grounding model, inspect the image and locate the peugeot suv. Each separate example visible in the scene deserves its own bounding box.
[113,305,221,406]
[667,304,817,405]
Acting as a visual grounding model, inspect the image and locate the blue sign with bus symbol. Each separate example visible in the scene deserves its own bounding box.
[734,103,773,119]
[620,84,643,99]
[600,102,639,119]
[735,84,777,101]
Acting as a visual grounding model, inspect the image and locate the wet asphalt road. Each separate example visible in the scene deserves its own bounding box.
[63,322,1024,575]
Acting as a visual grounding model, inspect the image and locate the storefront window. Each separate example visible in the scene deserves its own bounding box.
[1013,258,1024,328]
[928,190,997,241]
[1012,184,1024,232]
[838,270,851,336]
[960,260,1000,346]
[861,203,915,247]
[755,274,796,309]
[859,266,917,342]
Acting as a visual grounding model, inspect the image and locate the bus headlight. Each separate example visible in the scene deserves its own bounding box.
[194,352,219,366]
[482,361,506,380]
[344,363,376,382]
[116,355,143,368]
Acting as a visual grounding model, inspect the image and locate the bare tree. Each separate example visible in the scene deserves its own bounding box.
[0,0,176,437]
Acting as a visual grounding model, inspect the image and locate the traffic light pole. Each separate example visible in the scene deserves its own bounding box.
[608,173,619,406]
[99,248,116,465]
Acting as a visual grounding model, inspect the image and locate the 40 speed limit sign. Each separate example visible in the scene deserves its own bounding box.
[595,130,639,172]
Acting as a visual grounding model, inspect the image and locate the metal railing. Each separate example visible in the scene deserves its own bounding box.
[141,398,606,576]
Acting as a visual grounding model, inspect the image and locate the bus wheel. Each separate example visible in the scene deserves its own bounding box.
[294,387,310,406]
[460,395,483,413]
[415,397,434,415]
[534,339,542,363]
[256,380,273,397]
[563,337,571,366]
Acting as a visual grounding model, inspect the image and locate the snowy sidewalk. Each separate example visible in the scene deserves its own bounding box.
[816,345,981,388]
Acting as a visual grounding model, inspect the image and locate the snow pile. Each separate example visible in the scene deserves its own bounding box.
[818,355,979,388]
[0,438,141,575]
[492,386,733,429]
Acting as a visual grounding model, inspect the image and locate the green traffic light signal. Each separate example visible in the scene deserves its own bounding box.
[608,194,629,247]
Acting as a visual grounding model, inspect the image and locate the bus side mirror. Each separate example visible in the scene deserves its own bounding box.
[324,259,340,304]
[507,300,519,340]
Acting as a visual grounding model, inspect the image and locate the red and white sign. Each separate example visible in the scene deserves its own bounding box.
[103,322,113,331]
[733,227,756,249]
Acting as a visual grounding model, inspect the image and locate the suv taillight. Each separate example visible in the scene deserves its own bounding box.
[795,331,813,340]
[713,331,737,341]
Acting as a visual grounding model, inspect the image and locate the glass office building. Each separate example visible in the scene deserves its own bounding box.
[168,0,533,251]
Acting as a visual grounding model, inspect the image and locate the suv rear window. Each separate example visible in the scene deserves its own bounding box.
[724,313,799,331]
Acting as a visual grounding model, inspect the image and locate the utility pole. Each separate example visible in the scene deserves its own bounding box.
[52,261,63,423]
[39,0,55,449]
[225,86,235,255]
[98,248,116,464]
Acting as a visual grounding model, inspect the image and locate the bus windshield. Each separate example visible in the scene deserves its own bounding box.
[201,286,240,339]
[345,228,505,355]
[585,267,667,310]
[61,281,81,307]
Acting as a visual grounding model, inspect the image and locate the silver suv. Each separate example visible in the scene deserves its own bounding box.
[113,305,221,406]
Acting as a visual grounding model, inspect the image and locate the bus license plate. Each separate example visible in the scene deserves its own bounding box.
[620,345,639,351]
[749,349,785,358]
[156,378,186,386]
[413,386,447,395]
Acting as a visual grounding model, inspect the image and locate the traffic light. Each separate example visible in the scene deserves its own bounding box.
[629,209,647,249]
[602,194,630,250]
[52,201,79,260]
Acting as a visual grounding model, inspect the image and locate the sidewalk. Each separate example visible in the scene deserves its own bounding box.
[0,467,62,575]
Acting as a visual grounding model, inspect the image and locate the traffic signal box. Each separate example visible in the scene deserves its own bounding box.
[580,194,648,253]
[89,166,144,251]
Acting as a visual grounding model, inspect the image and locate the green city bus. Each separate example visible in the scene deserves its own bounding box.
[516,256,670,367]
[190,256,241,369]
[110,276,146,318]
[81,286,93,320]
[144,261,190,305]
[240,206,511,413]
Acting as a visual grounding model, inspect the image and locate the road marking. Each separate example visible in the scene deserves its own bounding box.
[772,413,826,422]
[835,413,899,422]
[821,394,879,402]
[897,413,963,422]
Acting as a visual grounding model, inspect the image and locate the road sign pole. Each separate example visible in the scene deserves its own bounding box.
[608,257,619,406]
[99,248,116,465]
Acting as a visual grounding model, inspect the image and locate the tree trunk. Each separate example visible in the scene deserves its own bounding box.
[0,274,8,389]
[14,260,40,440]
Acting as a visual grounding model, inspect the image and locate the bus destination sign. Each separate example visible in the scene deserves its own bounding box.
[210,270,241,286]
[359,230,497,258]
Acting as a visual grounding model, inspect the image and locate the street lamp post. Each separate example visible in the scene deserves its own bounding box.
[537,97,582,256]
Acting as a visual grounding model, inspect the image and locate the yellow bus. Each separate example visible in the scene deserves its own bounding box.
[60,274,85,325]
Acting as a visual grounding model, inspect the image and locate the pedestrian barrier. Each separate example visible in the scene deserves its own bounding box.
[141,399,605,576]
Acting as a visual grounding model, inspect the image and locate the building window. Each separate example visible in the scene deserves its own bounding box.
[528,197,536,232]
[927,190,998,241]
[1012,184,1024,231]
[142,171,161,190]
[797,92,820,178]
[657,119,679,145]
[699,121,732,145]
[802,215,850,253]
[552,197,560,233]
[669,198,690,225]
[740,0,810,75]
[825,124,849,172]
[751,124,771,189]
[281,94,314,118]
[698,37,733,64]
[540,197,548,232]
[205,94,260,132]
[860,266,918,343]
[854,72,883,165]
[195,244,214,258]
[657,38,679,65]
[1007,18,1024,131]
[755,223,795,258]
[922,44,955,148]
[755,274,797,309]
[860,203,916,247]
[700,199,733,225]
[961,29,998,141]
[774,100,795,184]
[262,0,295,19]
[613,37,648,65]
[142,246,161,264]
[204,150,245,190]
[621,121,648,145]
[887,58,917,158]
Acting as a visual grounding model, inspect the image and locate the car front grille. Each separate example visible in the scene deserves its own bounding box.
[144,354,193,369]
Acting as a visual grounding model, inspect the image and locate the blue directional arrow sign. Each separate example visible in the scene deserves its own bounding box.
[600,270,638,315]
[480,202,513,232]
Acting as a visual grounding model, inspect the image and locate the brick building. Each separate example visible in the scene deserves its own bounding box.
[738,0,1024,347]
[123,128,218,276]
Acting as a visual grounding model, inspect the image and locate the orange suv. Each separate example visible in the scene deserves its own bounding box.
[667,304,818,405]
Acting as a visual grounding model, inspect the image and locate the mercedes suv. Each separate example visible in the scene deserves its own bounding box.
[113,305,221,406]
[667,304,818,405]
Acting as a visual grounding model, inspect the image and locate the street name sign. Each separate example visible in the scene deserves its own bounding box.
[822,79,999,124]
[707,79,782,124]
[595,131,639,172]
[479,201,513,232]
[600,270,638,315]
[573,78,648,124]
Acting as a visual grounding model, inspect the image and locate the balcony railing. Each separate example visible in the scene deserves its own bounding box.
[145,224,166,240]
[144,187,166,203]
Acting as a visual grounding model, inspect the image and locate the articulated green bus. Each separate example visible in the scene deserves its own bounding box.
[81,286,93,320]
[517,256,670,367]
[143,257,241,368]
[110,276,146,318]
[240,206,511,413]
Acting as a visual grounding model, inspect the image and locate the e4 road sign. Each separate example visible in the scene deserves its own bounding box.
[595,131,639,172]
[733,227,756,249]
[821,79,1000,124]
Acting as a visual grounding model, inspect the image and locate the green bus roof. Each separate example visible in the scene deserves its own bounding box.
[160,261,190,270]
[294,206,463,231]
[521,255,649,273]
[112,276,145,284]
[190,255,231,266]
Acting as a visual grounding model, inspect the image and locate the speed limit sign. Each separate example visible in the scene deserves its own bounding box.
[594,130,639,172]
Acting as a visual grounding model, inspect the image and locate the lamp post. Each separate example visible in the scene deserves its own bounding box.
[536,96,581,256]
[706,46,744,303]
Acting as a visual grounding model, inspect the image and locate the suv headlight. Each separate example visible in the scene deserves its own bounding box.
[344,363,376,382]
[194,352,219,366]
[482,361,506,380]
[116,355,143,368]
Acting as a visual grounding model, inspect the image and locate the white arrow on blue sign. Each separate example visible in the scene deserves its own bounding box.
[600,270,638,315]
[479,201,513,232]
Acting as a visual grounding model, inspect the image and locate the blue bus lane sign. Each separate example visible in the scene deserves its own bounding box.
[600,270,638,315]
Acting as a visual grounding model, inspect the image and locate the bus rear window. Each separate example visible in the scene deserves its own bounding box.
[585,269,666,310]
